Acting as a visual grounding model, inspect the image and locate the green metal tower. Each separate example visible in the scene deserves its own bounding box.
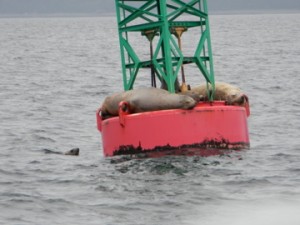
[115,0,215,99]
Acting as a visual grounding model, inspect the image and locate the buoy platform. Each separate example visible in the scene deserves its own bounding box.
[97,101,250,157]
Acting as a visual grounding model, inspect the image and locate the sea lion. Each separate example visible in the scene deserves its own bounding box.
[178,90,202,103]
[189,82,249,106]
[64,148,80,156]
[100,87,196,119]
[42,148,80,156]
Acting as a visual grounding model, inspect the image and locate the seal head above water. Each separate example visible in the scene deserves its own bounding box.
[64,148,80,156]
[42,148,80,156]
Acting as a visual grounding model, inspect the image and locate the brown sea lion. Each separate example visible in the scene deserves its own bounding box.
[189,82,249,106]
[101,87,196,119]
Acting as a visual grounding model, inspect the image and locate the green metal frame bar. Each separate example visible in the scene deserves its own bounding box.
[125,56,209,69]
[119,4,155,23]
[168,0,207,21]
[203,0,215,100]
[115,0,215,99]
[158,0,176,93]
[119,0,157,27]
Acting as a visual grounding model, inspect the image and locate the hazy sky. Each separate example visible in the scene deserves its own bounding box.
[0,0,300,15]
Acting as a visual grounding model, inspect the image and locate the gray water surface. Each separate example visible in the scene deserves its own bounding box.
[1,14,300,225]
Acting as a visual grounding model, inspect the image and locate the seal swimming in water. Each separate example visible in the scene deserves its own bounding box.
[100,87,196,119]
[188,82,249,106]
[64,148,80,156]
[42,148,80,156]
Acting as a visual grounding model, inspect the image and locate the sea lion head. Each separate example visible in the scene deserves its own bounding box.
[226,92,249,106]
[64,148,80,156]
[179,95,197,109]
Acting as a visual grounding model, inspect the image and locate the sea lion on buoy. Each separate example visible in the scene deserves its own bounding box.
[189,82,249,106]
[101,87,196,119]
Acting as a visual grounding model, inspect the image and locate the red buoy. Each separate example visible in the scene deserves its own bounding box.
[97,101,250,157]
[96,1,251,157]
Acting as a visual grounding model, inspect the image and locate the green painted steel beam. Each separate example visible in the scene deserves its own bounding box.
[119,3,156,23]
[114,0,215,99]
[170,20,205,28]
[120,21,163,32]
[121,21,206,33]
[119,0,157,27]
[125,56,209,69]
[168,0,207,21]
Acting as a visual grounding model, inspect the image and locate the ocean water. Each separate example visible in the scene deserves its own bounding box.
[1,13,300,225]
